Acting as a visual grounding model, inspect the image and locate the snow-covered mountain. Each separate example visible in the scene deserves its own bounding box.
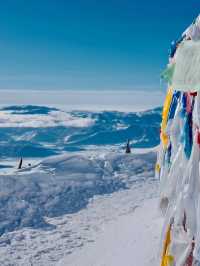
[0,105,161,159]
[0,105,161,266]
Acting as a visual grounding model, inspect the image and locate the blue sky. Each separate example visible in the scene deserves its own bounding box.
[0,0,199,91]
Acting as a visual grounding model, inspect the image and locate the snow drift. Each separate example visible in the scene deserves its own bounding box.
[0,151,156,236]
[0,149,158,266]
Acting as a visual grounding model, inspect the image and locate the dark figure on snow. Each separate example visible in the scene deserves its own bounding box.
[18,157,23,169]
[125,139,131,154]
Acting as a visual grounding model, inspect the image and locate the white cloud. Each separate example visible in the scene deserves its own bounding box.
[0,110,94,128]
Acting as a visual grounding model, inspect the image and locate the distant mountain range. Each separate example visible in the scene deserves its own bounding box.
[0,105,162,158]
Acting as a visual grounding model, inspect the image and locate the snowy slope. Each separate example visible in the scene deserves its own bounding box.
[58,198,162,266]
[0,149,161,266]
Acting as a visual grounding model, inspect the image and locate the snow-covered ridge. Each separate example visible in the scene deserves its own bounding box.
[0,149,158,266]
[0,150,156,237]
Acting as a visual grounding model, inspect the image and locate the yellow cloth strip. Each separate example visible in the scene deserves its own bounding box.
[155,163,161,173]
[161,87,173,149]
[161,224,174,266]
